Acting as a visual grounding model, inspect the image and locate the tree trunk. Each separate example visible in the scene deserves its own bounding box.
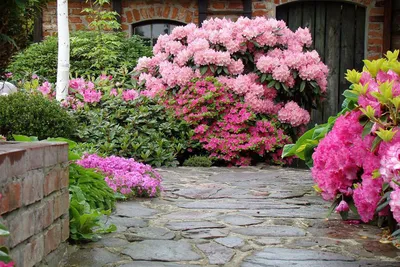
[56,0,69,101]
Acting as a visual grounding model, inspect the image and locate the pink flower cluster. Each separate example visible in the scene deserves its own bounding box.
[34,77,141,109]
[77,154,162,197]
[163,79,292,165]
[135,17,328,127]
[312,110,400,222]
[278,101,310,127]
[380,143,400,222]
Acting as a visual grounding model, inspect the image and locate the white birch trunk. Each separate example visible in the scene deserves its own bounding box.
[56,0,70,101]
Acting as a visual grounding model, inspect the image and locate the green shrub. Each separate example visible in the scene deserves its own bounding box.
[69,163,116,211]
[73,96,195,167]
[183,156,213,167]
[0,92,76,140]
[69,185,116,242]
[7,31,152,82]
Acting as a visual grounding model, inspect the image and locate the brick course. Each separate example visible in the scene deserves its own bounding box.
[41,0,387,60]
[0,142,69,267]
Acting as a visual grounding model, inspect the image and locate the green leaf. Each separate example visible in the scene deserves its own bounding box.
[200,66,208,75]
[12,134,38,142]
[275,82,281,90]
[371,136,382,152]
[267,80,276,88]
[342,90,359,102]
[300,81,306,92]
[326,197,341,218]
[376,199,390,212]
[261,73,267,83]
[362,121,374,138]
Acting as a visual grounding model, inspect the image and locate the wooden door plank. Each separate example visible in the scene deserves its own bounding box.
[311,2,326,125]
[302,1,316,48]
[339,3,356,106]
[354,5,366,70]
[323,2,342,121]
[276,4,288,23]
[288,2,302,32]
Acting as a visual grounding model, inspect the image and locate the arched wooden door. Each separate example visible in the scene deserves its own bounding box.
[276,1,366,125]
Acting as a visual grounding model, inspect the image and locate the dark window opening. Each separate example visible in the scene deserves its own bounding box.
[132,20,186,46]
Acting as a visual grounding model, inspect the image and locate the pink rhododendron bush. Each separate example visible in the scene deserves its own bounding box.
[134,17,328,165]
[284,51,400,242]
[77,154,162,197]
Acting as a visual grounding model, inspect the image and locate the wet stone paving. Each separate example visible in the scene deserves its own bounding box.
[66,167,400,266]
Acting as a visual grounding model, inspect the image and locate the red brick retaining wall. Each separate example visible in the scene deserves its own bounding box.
[0,142,69,267]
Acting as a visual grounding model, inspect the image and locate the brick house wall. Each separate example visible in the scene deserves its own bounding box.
[42,0,391,60]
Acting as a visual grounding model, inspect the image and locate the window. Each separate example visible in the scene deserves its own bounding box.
[132,20,186,46]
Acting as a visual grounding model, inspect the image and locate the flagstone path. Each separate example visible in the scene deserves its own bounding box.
[65,167,400,266]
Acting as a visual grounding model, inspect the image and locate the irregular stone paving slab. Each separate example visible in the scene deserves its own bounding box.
[240,208,328,219]
[125,227,175,241]
[232,226,306,237]
[222,215,263,226]
[164,210,221,220]
[116,202,158,218]
[253,237,283,246]
[165,221,225,231]
[67,248,124,267]
[178,200,299,210]
[197,242,235,265]
[108,216,149,228]
[95,237,130,247]
[215,236,245,248]
[121,240,202,261]
[119,262,200,267]
[182,228,230,239]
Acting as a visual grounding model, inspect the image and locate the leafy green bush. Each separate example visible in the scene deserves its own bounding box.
[74,96,195,167]
[69,163,116,211]
[69,185,116,242]
[7,31,152,82]
[183,156,213,167]
[0,92,76,140]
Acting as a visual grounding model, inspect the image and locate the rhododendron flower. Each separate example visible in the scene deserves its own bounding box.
[0,261,15,267]
[122,89,139,101]
[380,142,400,186]
[100,74,112,80]
[390,189,400,223]
[69,78,86,91]
[335,200,349,213]
[4,72,12,79]
[109,88,118,96]
[82,89,102,103]
[38,81,51,96]
[31,74,39,79]
[278,101,310,127]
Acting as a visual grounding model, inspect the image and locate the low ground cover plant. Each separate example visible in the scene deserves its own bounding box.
[284,50,400,244]
[134,17,328,165]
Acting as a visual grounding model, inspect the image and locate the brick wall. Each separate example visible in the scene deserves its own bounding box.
[0,142,69,267]
[42,0,386,59]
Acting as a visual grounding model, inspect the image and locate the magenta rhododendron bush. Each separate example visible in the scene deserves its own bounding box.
[135,17,328,165]
[309,51,400,229]
[77,154,162,197]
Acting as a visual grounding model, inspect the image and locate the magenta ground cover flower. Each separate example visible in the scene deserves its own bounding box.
[77,154,162,197]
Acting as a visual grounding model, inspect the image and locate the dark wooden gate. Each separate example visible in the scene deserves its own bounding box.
[276,1,366,125]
